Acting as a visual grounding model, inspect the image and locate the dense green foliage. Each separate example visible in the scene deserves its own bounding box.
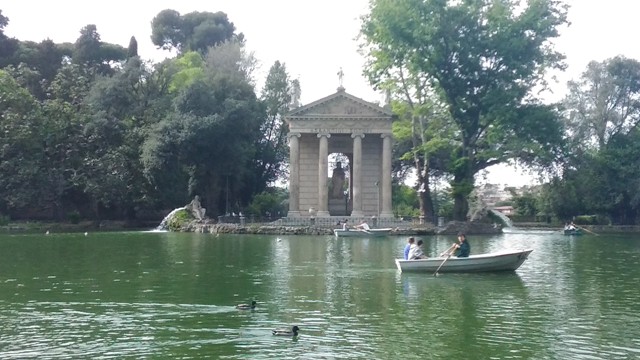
[511,192,538,217]
[392,184,420,218]
[392,183,453,220]
[246,189,288,219]
[3,4,640,225]
[151,10,241,54]
[0,9,295,222]
[538,56,640,224]
[361,0,568,220]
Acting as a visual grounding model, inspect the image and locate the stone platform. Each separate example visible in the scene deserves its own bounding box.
[274,216,409,228]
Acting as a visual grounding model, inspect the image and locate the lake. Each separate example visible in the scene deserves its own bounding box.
[1,229,639,359]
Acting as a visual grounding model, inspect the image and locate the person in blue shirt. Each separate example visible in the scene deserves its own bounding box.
[453,233,470,258]
[404,237,415,260]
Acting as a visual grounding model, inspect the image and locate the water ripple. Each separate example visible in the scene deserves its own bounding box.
[1,231,640,358]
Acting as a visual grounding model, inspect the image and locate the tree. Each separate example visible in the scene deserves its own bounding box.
[547,128,640,224]
[80,57,171,219]
[545,56,640,225]
[256,61,299,191]
[392,183,420,218]
[3,39,70,99]
[203,40,256,84]
[74,25,101,66]
[0,70,44,212]
[168,51,205,92]
[151,10,240,54]
[390,97,456,222]
[39,99,87,220]
[73,24,126,75]
[149,9,184,52]
[511,191,538,217]
[48,63,93,107]
[34,39,70,88]
[142,44,264,216]
[0,68,84,221]
[0,10,8,32]
[127,36,138,59]
[597,130,640,224]
[4,62,44,99]
[0,10,19,68]
[246,189,288,218]
[564,56,640,151]
[361,0,568,220]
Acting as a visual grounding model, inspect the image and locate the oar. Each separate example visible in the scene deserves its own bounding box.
[439,244,456,257]
[434,245,456,276]
[575,224,598,236]
[433,253,453,277]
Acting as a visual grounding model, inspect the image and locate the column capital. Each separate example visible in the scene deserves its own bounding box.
[288,132,302,139]
[380,133,393,139]
[317,133,331,139]
[351,132,365,139]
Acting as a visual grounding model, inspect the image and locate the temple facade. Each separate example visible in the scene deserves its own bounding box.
[285,87,394,220]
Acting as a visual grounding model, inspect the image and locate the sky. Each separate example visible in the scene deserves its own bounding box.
[3,0,640,187]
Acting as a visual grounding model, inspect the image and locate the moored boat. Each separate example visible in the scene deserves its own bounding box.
[395,249,533,273]
[333,228,392,237]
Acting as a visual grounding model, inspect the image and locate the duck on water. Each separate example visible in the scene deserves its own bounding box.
[272,326,300,337]
[235,300,257,310]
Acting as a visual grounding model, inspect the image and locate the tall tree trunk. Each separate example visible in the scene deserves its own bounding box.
[451,146,474,221]
[415,166,434,222]
[451,174,472,221]
[413,115,434,222]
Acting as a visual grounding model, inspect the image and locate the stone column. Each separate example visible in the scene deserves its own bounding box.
[380,133,393,217]
[287,132,301,217]
[350,133,364,217]
[317,133,330,217]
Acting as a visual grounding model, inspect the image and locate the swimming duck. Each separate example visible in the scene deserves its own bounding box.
[236,300,257,310]
[272,325,299,337]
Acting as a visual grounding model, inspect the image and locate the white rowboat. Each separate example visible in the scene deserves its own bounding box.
[333,228,393,237]
[395,249,533,273]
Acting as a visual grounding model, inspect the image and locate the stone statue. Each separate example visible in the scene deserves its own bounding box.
[337,67,344,87]
[384,88,391,106]
[330,162,346,199]
[186,195,206,220]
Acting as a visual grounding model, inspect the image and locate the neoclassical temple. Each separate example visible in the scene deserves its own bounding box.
[285,87,394,220]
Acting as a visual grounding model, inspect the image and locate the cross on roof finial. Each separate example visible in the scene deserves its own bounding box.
[337,67,345,90]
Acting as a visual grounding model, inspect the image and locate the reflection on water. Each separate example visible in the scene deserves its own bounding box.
[0,231,639,359]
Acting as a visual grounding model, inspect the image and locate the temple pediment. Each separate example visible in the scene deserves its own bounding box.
[287,88,393,119]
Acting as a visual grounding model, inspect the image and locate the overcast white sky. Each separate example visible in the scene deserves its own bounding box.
[3,0,640,186]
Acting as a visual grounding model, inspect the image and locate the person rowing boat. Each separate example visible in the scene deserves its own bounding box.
[354,221,371,231]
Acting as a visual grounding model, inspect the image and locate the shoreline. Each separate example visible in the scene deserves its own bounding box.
[3,220,639,235]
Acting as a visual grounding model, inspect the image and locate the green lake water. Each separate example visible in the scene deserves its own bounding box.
[1,229,639,359]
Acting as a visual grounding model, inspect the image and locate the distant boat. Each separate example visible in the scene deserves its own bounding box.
[563,228,583,236]
[333,228,392,237]
[395,249,533,273]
